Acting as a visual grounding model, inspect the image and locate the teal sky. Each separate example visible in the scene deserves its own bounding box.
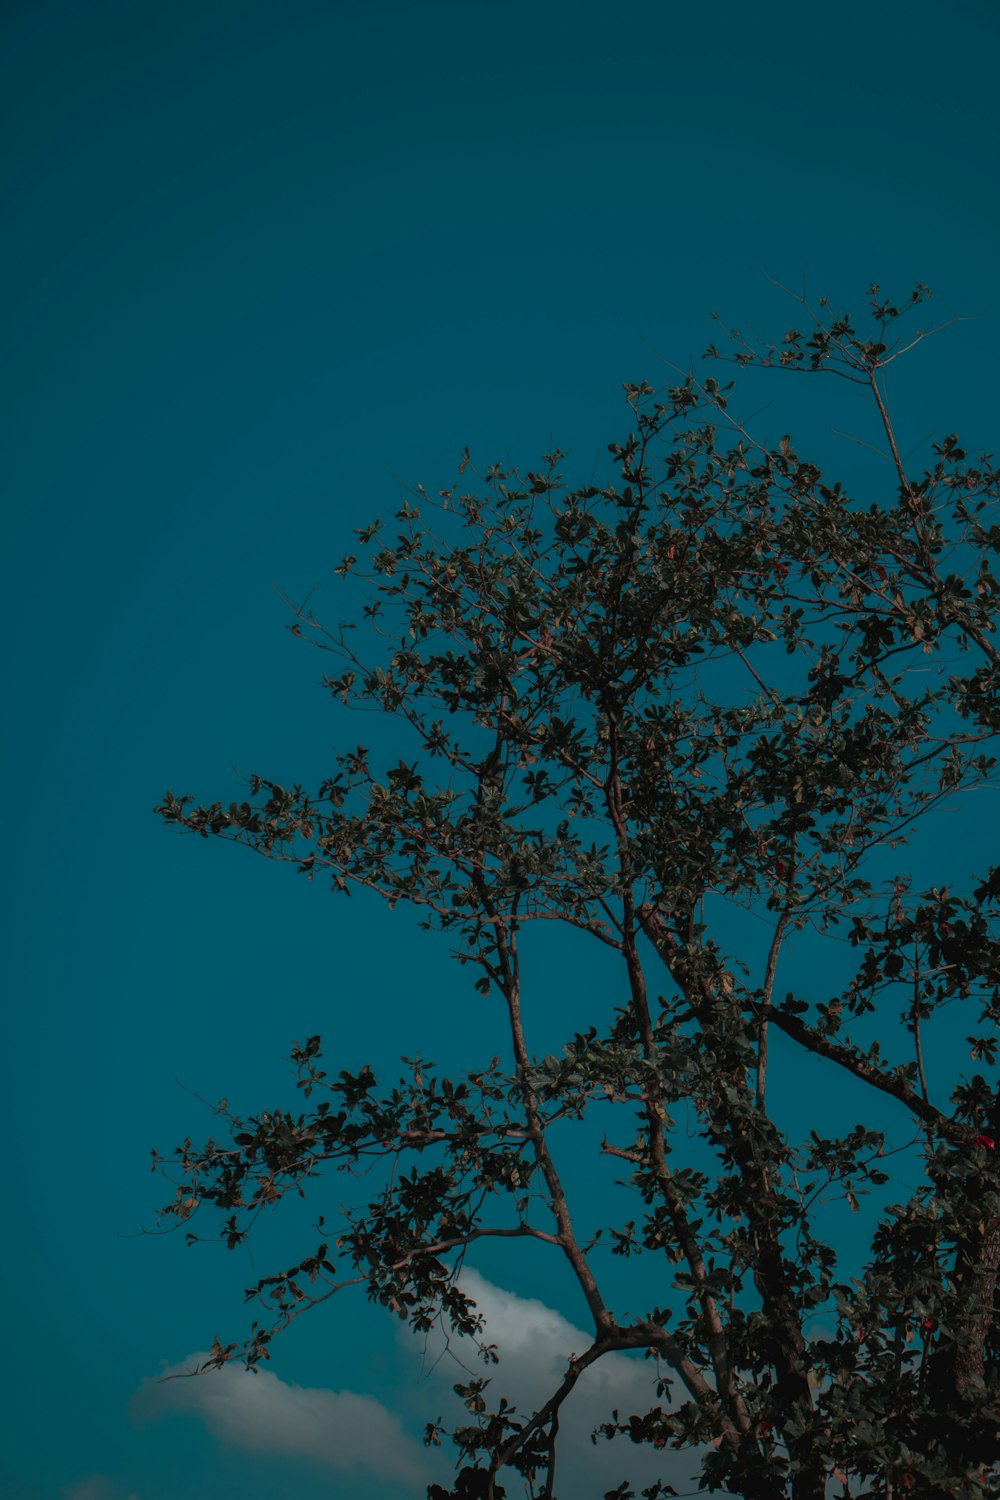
[3,4,999,1498]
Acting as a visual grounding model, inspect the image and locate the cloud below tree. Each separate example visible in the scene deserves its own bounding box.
[132,1354,434,1489]
[134,1269,713,1496]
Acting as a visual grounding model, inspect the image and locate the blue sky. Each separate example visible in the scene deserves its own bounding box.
[2,3,999,1497]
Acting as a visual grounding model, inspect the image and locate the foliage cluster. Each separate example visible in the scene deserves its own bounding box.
[156,285,1000,1499]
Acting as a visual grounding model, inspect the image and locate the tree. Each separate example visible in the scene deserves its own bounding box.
[155,283,1000,1500]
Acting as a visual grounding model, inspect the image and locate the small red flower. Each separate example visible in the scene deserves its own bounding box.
[921,1318,936,1335]
[974,1134,996,1151]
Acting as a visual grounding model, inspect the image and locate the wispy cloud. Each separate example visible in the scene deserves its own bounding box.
[64,1480,141,1500]
[134,1271,715,1496]
[133,1354,433,1489]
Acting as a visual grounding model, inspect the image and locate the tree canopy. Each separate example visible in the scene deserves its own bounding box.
[156,284,1000,1500]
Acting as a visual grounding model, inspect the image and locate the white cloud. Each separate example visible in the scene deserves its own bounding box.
[132,1354,433,1489]
[402,1268,708,1496]
[133,1271,722,1497]
[64,1480,141,1500]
